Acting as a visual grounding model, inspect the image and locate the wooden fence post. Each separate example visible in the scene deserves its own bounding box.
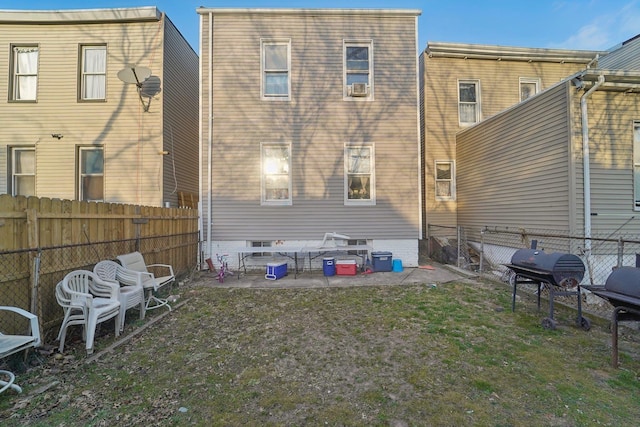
[25,209,41,319]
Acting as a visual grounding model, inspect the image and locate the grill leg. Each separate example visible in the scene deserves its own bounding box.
[610,306,640,368]
[575,287,589,330]
[612,307,621,369]
[576,288,582,323]
[537,283,542,311]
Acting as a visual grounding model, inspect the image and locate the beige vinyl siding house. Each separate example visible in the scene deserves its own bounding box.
[0,7,198,208]
[456,35,640,276]
[420,42,605,233]
[198,8,422,266]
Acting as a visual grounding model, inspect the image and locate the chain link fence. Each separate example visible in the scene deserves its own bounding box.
[427,224,640,286]
[0,232,199,341]
[426,224,477,270]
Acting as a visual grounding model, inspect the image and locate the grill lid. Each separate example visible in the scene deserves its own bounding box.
[510,249,585,286]
[605,266,640,298]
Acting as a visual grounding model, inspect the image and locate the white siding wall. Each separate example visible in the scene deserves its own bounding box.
[215,238,418,271]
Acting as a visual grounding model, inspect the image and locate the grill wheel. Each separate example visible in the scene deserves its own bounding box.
[541,317,557,330]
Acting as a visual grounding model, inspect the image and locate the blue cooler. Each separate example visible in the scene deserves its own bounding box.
[323,257,336,276]
[265,262,287,280]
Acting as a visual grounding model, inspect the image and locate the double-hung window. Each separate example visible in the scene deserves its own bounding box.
[78,147,104,202]
[345,145,375,204]
[10,147,36,196]
[344,40,373,99]
[435,160,455,201]
[519,77,540,101]
[261,39,290,100]
[261,143,292,205]
[80,45,107,100]
[11,45,39,101]
[634,122,640,210]
[458,80,480,125]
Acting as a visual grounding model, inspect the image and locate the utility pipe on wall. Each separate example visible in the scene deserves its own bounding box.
[580,74,605,253]
[207,13,214,264]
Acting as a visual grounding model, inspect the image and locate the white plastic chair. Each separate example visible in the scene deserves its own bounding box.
[0,306,41,394]
[117,252,175,311]
[93,260,145,332]
[56,270,121,355]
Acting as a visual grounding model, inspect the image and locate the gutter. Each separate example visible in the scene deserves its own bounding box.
[580,74,605,253]
[425,42,607,64]
[196,8,421,17]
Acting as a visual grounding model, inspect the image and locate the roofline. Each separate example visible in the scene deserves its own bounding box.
[196,8,421,17]
[0,7,162,23]
[425,41,607,64]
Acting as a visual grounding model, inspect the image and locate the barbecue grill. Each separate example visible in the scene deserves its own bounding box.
[583,266,640,368]
[506,248,591,330]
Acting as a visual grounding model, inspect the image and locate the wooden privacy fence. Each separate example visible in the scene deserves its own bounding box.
[0,194,199,338]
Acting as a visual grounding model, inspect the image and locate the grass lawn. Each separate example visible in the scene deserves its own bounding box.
[1,278,639,426]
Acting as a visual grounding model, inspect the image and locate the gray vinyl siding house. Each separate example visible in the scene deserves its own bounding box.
[198,8,422,266]
[457,83,578,236]
[456,35,640,273]
[0,7,198,208]
[420,43,605,233]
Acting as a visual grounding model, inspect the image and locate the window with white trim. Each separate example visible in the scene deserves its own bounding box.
[344,40,373,100]
[458,80,480,125]
[634,122,640,210]
[78,147,104,202]
[10,45,39,101]
[261,39,290,100]
[261,143,291,205]
[435,160,455,200]
[10,147,35,196]
[345,145,375,204]
[520,77,540,101]
[80,45,107,100]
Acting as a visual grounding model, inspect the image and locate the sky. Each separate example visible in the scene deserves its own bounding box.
[4,0,640,53]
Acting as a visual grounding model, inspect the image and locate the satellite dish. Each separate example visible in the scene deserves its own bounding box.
[117,65,155,112]
[117,65,151,87]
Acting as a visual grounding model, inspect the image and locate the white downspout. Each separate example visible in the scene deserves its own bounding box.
[415,15,423,241]
[581,74,605,254]
[198,13,204,265]
[207,13,214,263]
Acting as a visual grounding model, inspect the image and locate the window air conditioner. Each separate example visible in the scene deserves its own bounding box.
[350,83,368,97]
